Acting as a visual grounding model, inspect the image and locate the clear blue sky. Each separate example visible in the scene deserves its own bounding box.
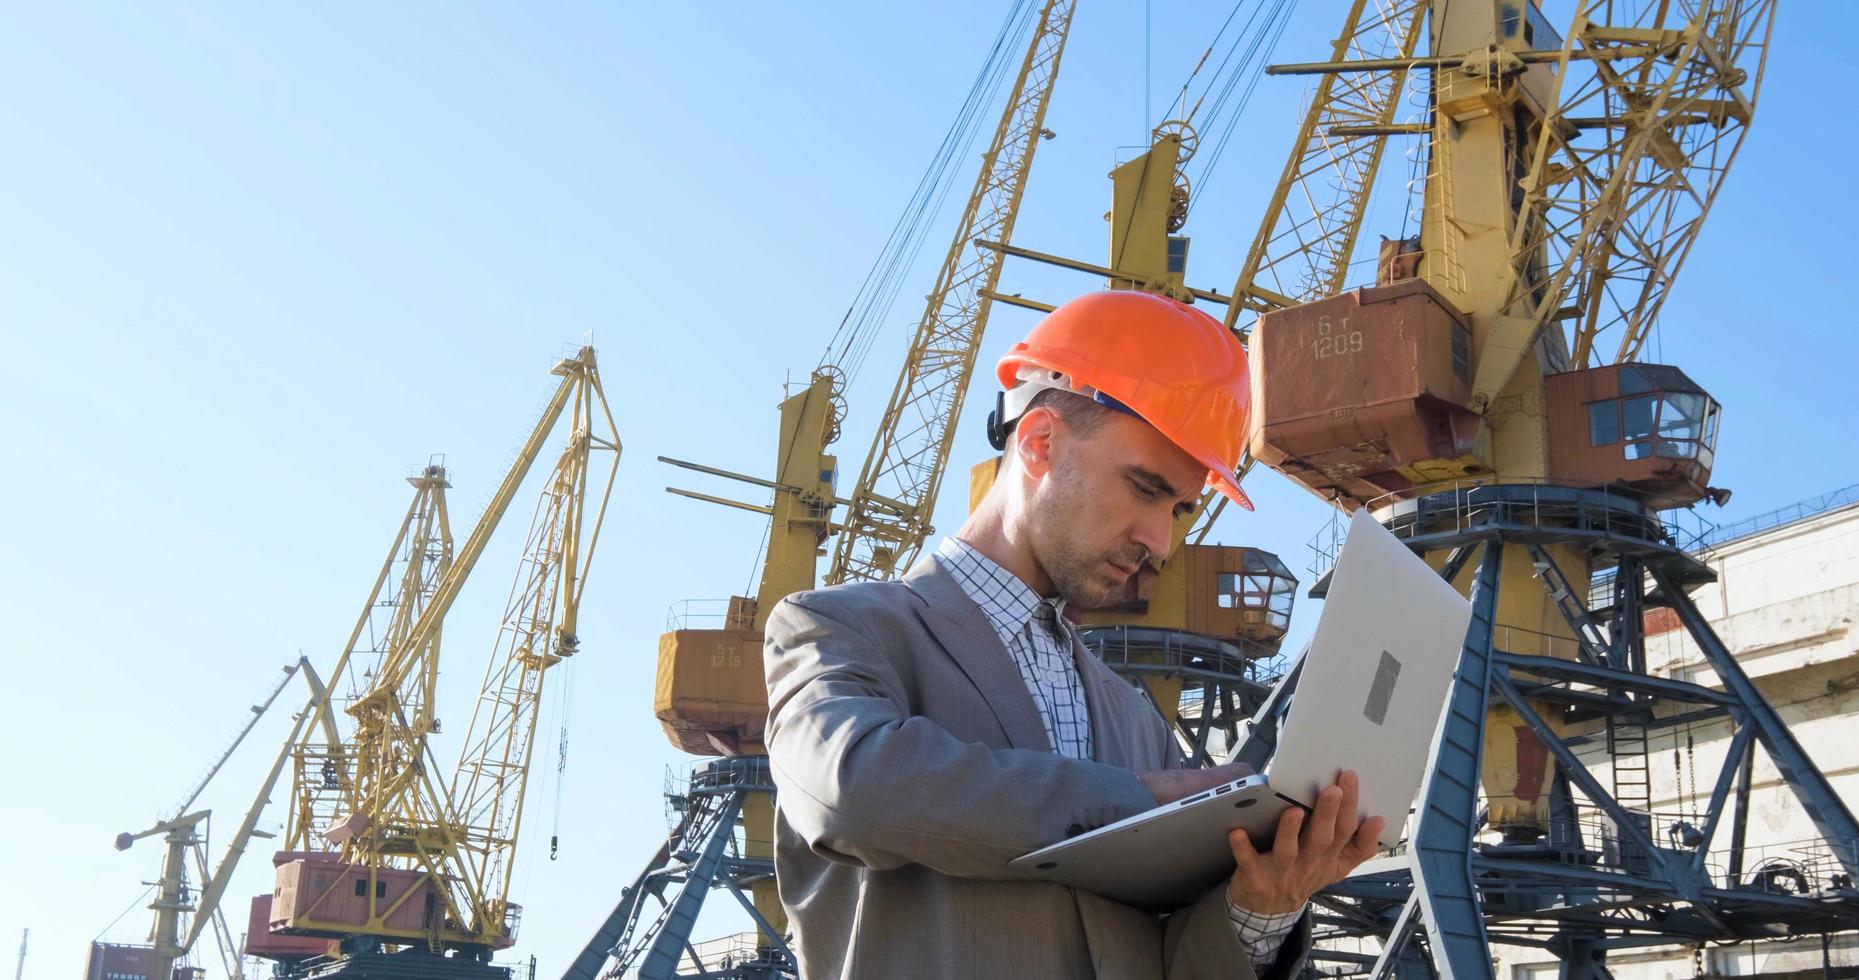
[3,2,1854,975]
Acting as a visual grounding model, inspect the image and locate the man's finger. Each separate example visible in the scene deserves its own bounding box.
[1229,827,1261,876]
[1304,784,1342,853]
[1272,804,1304,864]
[1341,815,1386,865]
[1331,770,1360,854]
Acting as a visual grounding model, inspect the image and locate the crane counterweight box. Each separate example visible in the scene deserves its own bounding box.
[1248,279,1485,507]
[655,628,769,756]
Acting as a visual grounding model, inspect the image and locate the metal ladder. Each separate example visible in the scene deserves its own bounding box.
[1605,715,1653,874]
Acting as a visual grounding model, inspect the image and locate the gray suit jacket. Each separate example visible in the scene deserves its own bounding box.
[764,554,1310,979]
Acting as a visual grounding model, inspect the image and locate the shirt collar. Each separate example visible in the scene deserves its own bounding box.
[934,537,1069,641]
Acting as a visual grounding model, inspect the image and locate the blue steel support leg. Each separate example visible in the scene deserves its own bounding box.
[721,876,796,963]
[1487,672,1677,888]
[1373,541,1503,980]
[640,793,746,980]
[1689,720,1756,877]
[1650,564,1859,880]
[1525,544,1610,666]
[562,838,675,980]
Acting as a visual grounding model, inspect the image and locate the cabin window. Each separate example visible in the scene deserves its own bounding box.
[1579,366,1719,465]
[1659,392,1706,442]
[1215,572,1249,609]
[1621,396,1657,441]
[1588,402,1619,446]
[1217,552,1295,631]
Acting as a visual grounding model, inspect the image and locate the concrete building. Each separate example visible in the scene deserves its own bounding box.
[1493,485,1859,978]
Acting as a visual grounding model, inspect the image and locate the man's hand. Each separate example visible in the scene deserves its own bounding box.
[1138,761,1255,805]
[1226,770,1384,914]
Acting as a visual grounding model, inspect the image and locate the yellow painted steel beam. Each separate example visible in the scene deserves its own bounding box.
[666,487,775,517]
[1264,42,1672,76]
[1482,0,1774,383]
[660,455,854,506]
[979,289,1056,314]
[975,239,1239,308]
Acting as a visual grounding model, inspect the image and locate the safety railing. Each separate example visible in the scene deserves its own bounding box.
[1083,624,1289,685]
[1306,478,1674,581]
[1380,797,1857,899]
[1590,482,1859,602]
[1695,483,1859,552]
[682,934,779,972]
[664,598,739,632]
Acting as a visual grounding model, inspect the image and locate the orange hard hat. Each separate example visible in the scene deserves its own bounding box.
[991,290,1255,511]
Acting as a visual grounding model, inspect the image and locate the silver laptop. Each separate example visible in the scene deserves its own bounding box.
[1008,508,1472,909]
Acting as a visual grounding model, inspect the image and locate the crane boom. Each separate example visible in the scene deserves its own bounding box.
[447,360,620,932]
[285,461,454,861]
[329,354,588,920]
[181,659,328,959]
[115,658,324,980]
[168,656,306,822]
[1478,0,1775,405]
[827,0,1077,585]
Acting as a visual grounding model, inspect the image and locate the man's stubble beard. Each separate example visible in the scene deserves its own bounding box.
[1030,461,1148,610]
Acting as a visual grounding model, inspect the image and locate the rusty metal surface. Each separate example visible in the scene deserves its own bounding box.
[244,896,330,956]
[1250,281,1481,506]
[271,856,437,933]
[1545,364,1715,509]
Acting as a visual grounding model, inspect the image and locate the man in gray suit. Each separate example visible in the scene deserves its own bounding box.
[765,292,1384,979]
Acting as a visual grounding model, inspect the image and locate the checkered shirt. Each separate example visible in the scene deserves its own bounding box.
[934,537,1301,970]
[936,537,1093,760]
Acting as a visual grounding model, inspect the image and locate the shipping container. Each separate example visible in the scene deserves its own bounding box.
[84,943,156,980]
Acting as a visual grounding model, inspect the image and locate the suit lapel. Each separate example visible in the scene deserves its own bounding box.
[902,557,1054,753]
[1067,630,1127,767]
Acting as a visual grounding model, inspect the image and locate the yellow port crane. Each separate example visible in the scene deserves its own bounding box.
[1205,2,1856,973]
[265,347,620,964]
[1235,0,1769,833]
[618,1,1849,974]
[112,656,331,980]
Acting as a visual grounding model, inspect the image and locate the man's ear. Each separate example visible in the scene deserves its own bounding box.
[1014,405,1058,479]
